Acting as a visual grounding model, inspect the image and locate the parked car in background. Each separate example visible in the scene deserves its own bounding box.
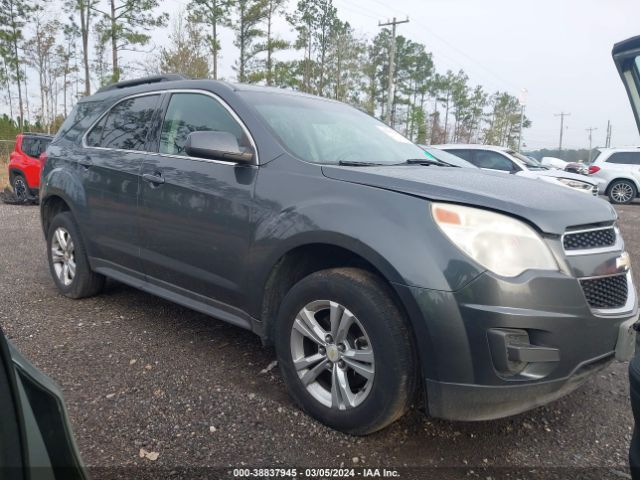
[586,147,640,204]
[40,75,636,434]
[540,156,568,170]
[434,144,598,196]
[418,145,477,168]
[8,133,52,201]
[0,324,85,478]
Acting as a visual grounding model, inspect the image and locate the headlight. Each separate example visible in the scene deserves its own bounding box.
[432,203,558,277]
[555,177,592,192]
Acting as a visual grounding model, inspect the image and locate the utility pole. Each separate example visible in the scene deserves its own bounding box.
[379,17,409,127]
[605,120,612,147]
[517,88,528,152]
[586,126,598,162]
[554,112,571,151]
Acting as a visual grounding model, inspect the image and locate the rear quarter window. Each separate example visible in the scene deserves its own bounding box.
[606,152,640,165]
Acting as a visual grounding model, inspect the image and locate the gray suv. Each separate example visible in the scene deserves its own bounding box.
[40,76,637,434]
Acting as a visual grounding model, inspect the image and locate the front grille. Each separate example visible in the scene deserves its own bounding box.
[563,227,616,251]
[579,274,628,309]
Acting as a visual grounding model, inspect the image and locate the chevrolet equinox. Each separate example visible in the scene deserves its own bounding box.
[40,75,638,434]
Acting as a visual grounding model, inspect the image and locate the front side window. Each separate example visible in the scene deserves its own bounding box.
[473,151,515,171]
[606,152,640,165]
[86,95,159,151]
[159,93,246,156]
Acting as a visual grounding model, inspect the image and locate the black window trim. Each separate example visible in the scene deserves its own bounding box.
[81,89,259,166]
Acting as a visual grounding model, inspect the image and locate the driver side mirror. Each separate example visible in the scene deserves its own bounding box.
[184,131,255,164]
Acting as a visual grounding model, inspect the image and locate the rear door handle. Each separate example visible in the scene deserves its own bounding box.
[142,173,165,185]
[78,156,92,169]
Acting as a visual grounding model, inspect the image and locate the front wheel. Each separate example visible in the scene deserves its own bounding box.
[608,180,637,204]
[275,268,417,435]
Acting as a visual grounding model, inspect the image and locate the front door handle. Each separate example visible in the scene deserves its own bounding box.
[142,173,165,185]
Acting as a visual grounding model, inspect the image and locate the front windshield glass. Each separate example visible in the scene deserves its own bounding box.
[239,91,429,165]
[508,150,547,170]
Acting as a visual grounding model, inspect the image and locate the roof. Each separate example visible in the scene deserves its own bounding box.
[20,132,53,138]
[85,74,333,104]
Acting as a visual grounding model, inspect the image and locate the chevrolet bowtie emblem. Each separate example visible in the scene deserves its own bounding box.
[617,252,631,272]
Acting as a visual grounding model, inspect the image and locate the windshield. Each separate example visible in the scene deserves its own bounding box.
[508,150,547,170]
[419,146,477,168]
[239,91,429,165]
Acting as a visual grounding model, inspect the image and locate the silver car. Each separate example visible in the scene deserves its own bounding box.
[434,144,599,196]
[588,148,640,204]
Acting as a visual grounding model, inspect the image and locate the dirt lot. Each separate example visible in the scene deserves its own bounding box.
[0,201,638,478]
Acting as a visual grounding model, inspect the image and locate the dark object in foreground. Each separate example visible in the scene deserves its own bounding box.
[0,324,85,479]
[631,350,640,479]
[0,186,38,205]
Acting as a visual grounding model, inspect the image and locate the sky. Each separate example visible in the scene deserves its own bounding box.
[24,0,640,151]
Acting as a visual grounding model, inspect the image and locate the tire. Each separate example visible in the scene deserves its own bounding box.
[46,211,105,299]
[608,180,637,204]
[275,268,417,435]
[11,174,29,202]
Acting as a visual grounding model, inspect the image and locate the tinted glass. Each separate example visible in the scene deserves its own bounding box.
[422,147,476,168]
[444,149,473,162]
[472,151,514,171]
[92,95,159,151]
[20,137,35,157]
[606,152,640,165]
[85,116,107,147]
[159,93,246,156]
[239,91,428,165]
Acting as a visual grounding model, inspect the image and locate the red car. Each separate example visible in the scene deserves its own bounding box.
[8,133,52,200]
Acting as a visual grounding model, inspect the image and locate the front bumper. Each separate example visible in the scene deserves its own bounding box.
[394,266,638,421]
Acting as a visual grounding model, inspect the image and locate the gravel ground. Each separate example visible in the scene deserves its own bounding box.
[0,200,637,478]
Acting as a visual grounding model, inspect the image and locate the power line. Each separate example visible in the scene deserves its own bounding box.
[378,17,409,126]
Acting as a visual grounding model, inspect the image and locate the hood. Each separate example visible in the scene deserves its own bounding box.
[520,168,596,185]
[322,165,616,234]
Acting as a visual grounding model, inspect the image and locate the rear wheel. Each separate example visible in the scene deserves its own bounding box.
[275,268,417,435]
[47,212,105,298]
[608,180,637,204]
[11,174,29,202]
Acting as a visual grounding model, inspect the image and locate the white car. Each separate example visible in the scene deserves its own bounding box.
[541,156,568,169]
[587,147,640,204]
[433,144,598,196]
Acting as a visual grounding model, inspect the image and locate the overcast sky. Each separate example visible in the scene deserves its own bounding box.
[144,0,640,151]
[25,0,640,151]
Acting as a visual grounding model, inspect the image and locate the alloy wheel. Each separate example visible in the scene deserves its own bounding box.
[290,300,375,410]
[51,228,76,286]
[13,177,27,200]
[611,182,634,203]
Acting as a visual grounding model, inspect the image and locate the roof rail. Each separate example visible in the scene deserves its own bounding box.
[96,74,188,94]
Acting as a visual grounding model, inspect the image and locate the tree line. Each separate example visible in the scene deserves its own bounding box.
[0,0,530,147]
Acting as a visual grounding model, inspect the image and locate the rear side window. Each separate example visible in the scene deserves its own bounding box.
[86,94,160,151]
[159,93,246,156]
[23,138,50,158]
[606,152,640,165]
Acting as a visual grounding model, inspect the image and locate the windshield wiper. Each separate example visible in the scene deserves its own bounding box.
[402,158,450,167]
[338,160,383,166]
